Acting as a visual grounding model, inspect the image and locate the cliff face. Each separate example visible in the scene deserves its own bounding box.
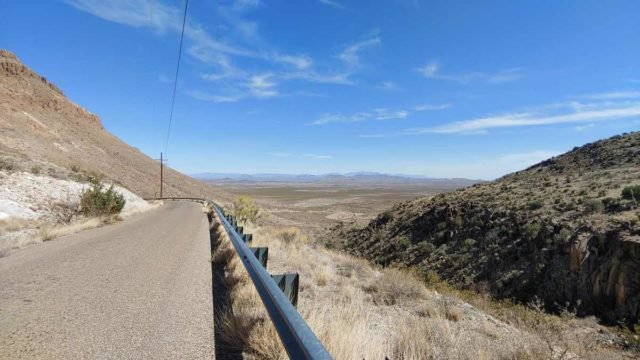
[325,132,640,325]
[0,49,231,202]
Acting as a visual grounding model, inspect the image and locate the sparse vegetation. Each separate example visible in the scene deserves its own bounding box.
[80,180,125,216]
[622,185,640,201]
[230,195,262,225]
[326,131,640,328]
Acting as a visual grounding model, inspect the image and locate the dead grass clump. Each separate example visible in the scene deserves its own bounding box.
[48,199,81,224]
[0,217,31,235]
[36,216,116,242]
[276,226,307,245]
[363,267,427,305]
[211,245,235,265]
[445,304,464,322]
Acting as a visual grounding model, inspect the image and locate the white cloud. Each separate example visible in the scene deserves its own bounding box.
[582,91,640,100]
[311,104,449,125]
[272,54,313,70]
[281,71,354,85]
[377,81,401,91]
[318,0,347,10]
[361,96,640,137]
[189,73,279,102]
[188,91,243,103]
[429,105,640,134]
[338,37,381,68]
[417,60,522,84]
[66,0,360,104]
[233,0,262,11]
[248,73,278,98]
[414,103,452,111]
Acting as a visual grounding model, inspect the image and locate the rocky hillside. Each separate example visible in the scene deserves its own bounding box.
[0,50,230,201]
[325,132,640,325]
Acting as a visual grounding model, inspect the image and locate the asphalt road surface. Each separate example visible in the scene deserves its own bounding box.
[0,201,215,359]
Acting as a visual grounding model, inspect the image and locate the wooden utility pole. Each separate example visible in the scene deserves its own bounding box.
[160,152,164,198]
[156,152,167,198]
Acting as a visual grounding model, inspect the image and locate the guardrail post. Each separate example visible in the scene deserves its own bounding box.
[271,273,300,307]
[242,234,253,244]
[250,247,268,268]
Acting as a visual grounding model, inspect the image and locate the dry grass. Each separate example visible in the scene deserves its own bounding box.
[212,222,624,359]
[37,215,120,242]
[0,216,31,235]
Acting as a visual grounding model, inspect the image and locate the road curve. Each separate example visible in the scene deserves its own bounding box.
[0,201,215,359]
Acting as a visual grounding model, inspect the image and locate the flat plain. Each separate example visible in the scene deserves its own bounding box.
[212,180,474,235]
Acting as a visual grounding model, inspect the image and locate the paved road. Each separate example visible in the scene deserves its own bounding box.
[0,202,215,359]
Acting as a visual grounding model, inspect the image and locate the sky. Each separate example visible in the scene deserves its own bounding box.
[1,0,639,180]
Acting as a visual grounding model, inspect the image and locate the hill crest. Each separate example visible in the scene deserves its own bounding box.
[326,132,640,325]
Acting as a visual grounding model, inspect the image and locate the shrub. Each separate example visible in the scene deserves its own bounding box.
[0,158,15,171]
[584,199,604,214]
[527,200,544,210]
[523,222,541,240]
[397,236,411,250]
[621,185,640,200]
[231,196,262,225]
[49,200,81,224]
[80,181,125,216]
[277,227,306,244]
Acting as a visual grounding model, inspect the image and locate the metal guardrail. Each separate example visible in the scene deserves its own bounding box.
[147,198,332,359]
[212,204,332,360]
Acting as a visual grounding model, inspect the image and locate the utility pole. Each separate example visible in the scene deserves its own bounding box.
[155,152,167,198]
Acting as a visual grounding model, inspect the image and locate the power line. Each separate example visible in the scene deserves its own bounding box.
[164,0,190,157]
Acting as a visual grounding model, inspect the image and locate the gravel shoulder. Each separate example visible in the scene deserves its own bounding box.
[0,201,215,359]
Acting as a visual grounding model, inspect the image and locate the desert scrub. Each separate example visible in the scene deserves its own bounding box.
[230,195,263,225]
[80,181,125,216]
[622,185,640,200]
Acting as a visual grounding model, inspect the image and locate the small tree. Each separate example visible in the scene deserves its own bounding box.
[80,181,126,217]
[231,196,261,225]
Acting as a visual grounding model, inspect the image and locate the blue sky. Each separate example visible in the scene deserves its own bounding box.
[1,0,639,179]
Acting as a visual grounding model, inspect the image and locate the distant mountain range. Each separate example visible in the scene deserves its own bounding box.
[191,172,481,186]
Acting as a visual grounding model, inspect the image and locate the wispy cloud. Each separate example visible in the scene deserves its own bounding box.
[582,91,640,100]
[189,72,279,102]
[417,60,522,84]
[269,152,332,159]
[377,81,401,91]
[311,104,450,125]
[339,37,381,68]
[362,96,640,137]
[66,0,360,103]
[414,104,452,111]
[233,0,263,11]
[318,0,347,10]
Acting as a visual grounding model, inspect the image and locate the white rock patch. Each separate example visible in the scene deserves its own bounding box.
[0,171,151,220]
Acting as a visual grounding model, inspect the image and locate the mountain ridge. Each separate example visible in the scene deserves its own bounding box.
[0,49,231,202]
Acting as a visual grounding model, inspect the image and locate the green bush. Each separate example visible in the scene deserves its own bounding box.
[231,196,261,225]
[80,181,125,216]
[527,200,544,210]
[621,185,640,200]
[584,199,604,213]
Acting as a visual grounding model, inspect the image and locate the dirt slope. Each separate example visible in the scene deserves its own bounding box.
[0,49,230,202]
[326,132,640,325]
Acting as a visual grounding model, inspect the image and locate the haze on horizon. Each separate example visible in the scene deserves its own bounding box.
[2,0,638,180]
